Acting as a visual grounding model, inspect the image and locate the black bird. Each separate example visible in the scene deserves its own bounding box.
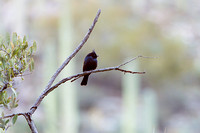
[81,50,98,86]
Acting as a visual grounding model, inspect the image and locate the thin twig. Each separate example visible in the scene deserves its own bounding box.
[116,68,145,74]
[118,55,143,68]
[0,112,25,119]
[118,55,157,68]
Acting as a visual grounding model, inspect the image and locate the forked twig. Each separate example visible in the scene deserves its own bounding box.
[29,9,101,114]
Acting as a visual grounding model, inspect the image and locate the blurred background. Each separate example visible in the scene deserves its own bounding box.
[1,0,200,133]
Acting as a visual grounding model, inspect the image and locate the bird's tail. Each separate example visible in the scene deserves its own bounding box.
[81,74,89,86]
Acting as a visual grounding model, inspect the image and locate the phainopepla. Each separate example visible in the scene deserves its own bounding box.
[81,50,98,86]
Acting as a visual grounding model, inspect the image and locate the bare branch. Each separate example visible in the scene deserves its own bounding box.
[24,113,38,133]
[51,55,155,93]
[29,9,101,114]
[71,55,151,82]
[0,112,25,119]
[46,65,145,96]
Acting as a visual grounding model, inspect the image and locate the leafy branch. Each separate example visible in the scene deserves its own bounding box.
[0,33,36,131]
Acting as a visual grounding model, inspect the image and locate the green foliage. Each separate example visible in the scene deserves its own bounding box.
[12,115,18,125]
[0,114,18,132]
[0,32,36,131]
[0,117,8,130]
